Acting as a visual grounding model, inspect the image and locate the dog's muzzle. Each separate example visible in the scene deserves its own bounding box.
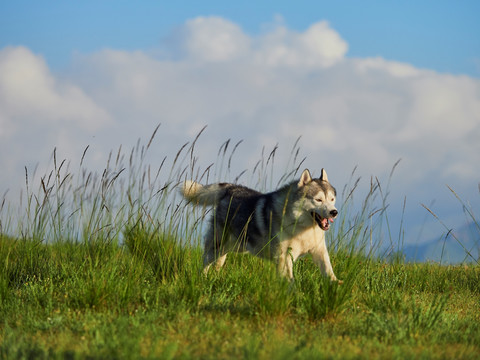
[312,209,338,231]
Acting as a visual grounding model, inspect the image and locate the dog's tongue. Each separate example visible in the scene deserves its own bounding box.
[321,218,329,228]
[322,218,335,230]
[313,213,335,230]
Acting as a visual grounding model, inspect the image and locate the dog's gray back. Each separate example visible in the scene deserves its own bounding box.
[212,182,298,254]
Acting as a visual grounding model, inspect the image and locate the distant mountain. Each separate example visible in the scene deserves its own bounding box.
[403,222,480,264]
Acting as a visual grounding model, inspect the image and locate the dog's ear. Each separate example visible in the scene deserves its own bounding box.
[298,169,312,187]
[320,168,328,182]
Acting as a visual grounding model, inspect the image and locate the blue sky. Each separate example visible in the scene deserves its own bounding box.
[1,1,479,259]
[2,1,479,75]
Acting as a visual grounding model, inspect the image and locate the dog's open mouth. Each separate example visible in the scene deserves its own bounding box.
[312,212,334,231]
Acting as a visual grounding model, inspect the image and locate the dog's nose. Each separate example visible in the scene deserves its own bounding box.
[330,209,338,217]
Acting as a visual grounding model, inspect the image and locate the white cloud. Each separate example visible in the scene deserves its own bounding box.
[0,17,479,244]
[61,18,480,185]
[253,21,348,67]
[169,16,250,62]
[165,17,348,68]
[0,46,113,194]
[355,57,421,78]
[0,47,112,133]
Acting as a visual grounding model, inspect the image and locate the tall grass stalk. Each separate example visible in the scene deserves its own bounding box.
[421,201,479,265]
[1,127,478,358]
[0,127,430,304]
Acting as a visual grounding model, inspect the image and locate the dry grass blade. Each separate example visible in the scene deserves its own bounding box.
[146,123,161,151]
[421,203,439,220]
[227,140,243,172]
[218,139,230,157]
[189,125,207,161]
[421,203,479,264]
[80,145,90,167]
[447,185,480,231]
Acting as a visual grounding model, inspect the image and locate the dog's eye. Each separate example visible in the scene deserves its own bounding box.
[315,198,323,203]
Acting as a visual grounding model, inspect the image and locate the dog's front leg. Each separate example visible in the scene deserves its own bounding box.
[276,246,294,280]
[311,240,342,283]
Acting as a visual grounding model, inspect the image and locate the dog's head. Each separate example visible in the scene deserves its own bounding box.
[298,168,338,231]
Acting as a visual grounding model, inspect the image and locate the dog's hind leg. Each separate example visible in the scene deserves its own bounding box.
[203,242,225,275]
[202,223,229,274]
[203,253,228,274]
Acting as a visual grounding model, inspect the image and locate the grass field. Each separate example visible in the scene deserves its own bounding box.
[1,132,479,359]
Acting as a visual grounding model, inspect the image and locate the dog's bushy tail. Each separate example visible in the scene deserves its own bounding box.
[180,181,227,206]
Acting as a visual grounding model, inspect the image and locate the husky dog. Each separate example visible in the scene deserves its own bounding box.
[181,169,340,282]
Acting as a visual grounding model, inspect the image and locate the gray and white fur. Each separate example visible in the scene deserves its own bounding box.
[181,169,341,282]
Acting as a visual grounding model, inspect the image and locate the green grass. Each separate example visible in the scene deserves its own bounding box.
[1,129,479,359]
[1,235,479,359]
